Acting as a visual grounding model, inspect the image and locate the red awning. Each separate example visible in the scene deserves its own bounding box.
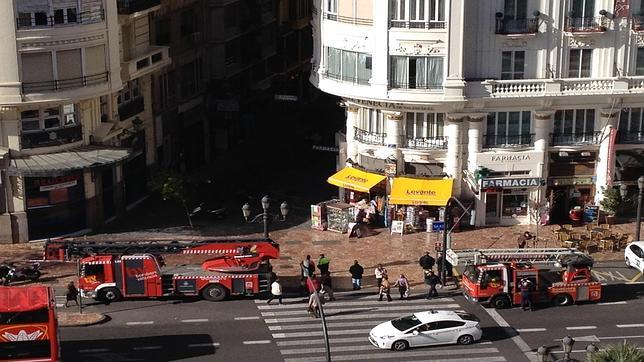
[0,286,51,312]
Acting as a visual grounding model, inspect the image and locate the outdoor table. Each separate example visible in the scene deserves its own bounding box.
[599,239,616,252]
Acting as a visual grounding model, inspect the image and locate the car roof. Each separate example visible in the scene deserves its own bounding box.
[414,310,460,323]
[628,241,644,249]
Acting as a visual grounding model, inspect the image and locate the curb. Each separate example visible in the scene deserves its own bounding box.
[58,313,111,328]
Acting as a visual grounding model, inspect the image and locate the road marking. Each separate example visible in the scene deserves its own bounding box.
[597,301,627,305]
[133,346,162,350]
[257,297,454,309]
[188,343,220,348]
[56,304,64,307]
[553,335,599,342]
[483,308,536,362]
[617,324,644,328]
[566,326,597,330]
[78,348,110,353]
[243,340,271,345]
[516,328,547,332]
[126,321,154,325]
[630,272,643,282]
[283,348,504,362]
[269,320,396,331]
[273,328,372,339]
[597,334,644,340]
[234,316,261,320]
[280,344,494,355]
[181,319,209,323]
[260,304,461,317]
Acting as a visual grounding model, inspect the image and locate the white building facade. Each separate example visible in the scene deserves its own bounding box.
[312,0,644,226]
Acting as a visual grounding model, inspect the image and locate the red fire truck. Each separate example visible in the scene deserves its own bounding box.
[0,285,59,362]
[77,239,279,302]
[447,248,602,309]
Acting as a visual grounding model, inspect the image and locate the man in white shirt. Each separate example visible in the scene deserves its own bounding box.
[374,264,387,288]
[267,278,283,305]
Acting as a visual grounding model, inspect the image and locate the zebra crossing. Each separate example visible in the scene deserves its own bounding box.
[255,290,507,362]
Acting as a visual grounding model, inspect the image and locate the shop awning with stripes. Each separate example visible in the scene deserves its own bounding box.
[390,177,454,206]
[327,167,386,193]
[8,146,130,177]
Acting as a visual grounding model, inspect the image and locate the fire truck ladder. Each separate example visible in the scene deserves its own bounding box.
[446,248,588,266]
[45,237,277,260]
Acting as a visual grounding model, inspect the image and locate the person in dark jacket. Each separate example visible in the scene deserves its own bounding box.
[349,260,364,290]
[65,281,79,307]
[419,251,435,270]
[318,254,330,275]
[424,270,441,299]
[519,278,535,311]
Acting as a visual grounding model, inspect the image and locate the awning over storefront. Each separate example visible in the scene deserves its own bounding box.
[8,146,131,177]
[327,167,386,193]
[390,177,454,206]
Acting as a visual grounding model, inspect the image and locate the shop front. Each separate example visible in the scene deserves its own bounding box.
[547,152,596,224]
[388,177,453,230]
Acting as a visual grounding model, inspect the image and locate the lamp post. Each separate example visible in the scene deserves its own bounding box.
[307,276,330,362]
[561,335,575,362]
[586,343,598,361]
[536,345,549,362]
[637,176,644,241]
[241,196,289,239]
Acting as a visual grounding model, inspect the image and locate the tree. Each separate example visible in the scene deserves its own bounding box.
[590,341,644,362]
[599,187,622,216]
[528,199,549,247]
[149,171,193,228]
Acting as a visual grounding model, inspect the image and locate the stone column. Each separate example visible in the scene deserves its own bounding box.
[467,115,485,226]
[370,0,390,94]
[445,114,465,198]
[114,165,126,218]
[443,0,465,100]
[533,111,554,155]
[9,176,28,242]
[595,109,620,203]
[345,104,360,163]
[383,111,404,171]
[84,170,100,229]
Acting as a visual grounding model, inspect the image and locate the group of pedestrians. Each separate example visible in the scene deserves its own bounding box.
[298,254,337,318]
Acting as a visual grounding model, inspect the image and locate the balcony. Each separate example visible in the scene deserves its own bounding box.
[21,125,83,149]
[117,0,161,15]
[617,132,644,144]
[16,9,104,29]
[495,18,539,35]
[118,97,145,121]
[389,20,447,29]
[22,72,109,93]
[355,127,385,146]
[550,132,601,146]
[121,46,171,81]
[633,15,644,31]
[481,77,633,98]
[405,136,448,150]
[325,13,372,26]
[389,80,442,90]
[564,16,607,33]
[326,72,370,85]
[483,134,534,148]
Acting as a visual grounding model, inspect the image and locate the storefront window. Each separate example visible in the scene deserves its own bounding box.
[357,108,384,133]
[20,104,78,132]
[405,112,444,138]
[502,193,528,216]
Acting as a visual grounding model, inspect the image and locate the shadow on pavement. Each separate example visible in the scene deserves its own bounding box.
[597,283,644,303]
[61,334,217,361]
[481,326,517,342]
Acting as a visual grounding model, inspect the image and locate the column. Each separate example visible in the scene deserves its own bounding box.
[595,109,620,203]
[370,0,390,94]
[467,115,485,226]
[84,170,100,229]
[533,111,554,155]
[445,114,464,198]
[0,2,21,104]
[383,111,404,170]
[114,165,126,218]
[345,104,359,163]
[443,0,465,100]
[9,176,28,242]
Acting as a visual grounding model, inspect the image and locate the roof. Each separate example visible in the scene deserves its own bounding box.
[0,286,51,312]
[8,145,130,177]
[414,310,459,323]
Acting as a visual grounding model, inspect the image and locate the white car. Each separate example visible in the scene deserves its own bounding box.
[625,241,644,273]
[368,310,482,351]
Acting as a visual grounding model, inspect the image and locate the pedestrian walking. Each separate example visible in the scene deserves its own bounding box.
[519,278,534,311]
[319,273,336,301]
[424,270,441,299]
[349,260,364,290]
[517,231,534,249]
[308,292,322,318]
[374,264,387,288]
[318,254,330,275]
[301,255,316,278]
[266,278,283,305]
[65,281,79,308]
[419,251,435,271]
[393,274,410,300]
[378,275,392,302]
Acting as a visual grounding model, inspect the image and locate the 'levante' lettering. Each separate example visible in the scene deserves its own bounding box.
[345,175,368,183]
[406,190,437,196]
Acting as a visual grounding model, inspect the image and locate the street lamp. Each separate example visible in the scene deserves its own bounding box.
[620,184,628,200]
[586,343,599,361]
[637,176,644,241]
[561,335,575,362]
[241,195,288,239]
[536,345,549,362]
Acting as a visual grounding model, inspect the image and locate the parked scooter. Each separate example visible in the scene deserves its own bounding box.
[0,264,11,285]
[3,263,42,285]
[189,202,226,220]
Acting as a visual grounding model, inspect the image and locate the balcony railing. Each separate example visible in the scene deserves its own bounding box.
[22,72,109,93]
[633,15,644,31]
[118,96,145,121]
[405,136,447,150]
[117,0,161,14]
[21,125,83,149]
[355,127,385,146]
[495,18,539,34]
[483,134,534,148]
[550,132,601,146]
[16,9,104,29]
[389,81,443,90]
[325,13,372,26]
[389,20,447,29]
[617,132,644,144]
[326,72,370,85]
[564,16,607,32]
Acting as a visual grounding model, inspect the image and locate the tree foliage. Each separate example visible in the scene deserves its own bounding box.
[149,171,193,227]
[590,341,644,362]
[599,187,622,216]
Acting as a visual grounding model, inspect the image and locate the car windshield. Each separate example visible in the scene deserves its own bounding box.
[390,315,422,331]
[456,312,480,322]
[463,265,480,283]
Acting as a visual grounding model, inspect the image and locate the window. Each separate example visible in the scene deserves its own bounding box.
[502,193,528,216]
[53,7,78,24]
[224,4,239,29]
[570,0,594,18]
[391,315,422,331]
[486,111,532,146]
[117,80,141,105]
[358,108,384,133]
[554,109,595,136]
[389,0,445,27]
[20,105,78,132]
[325,47,372,84]
[568,49,592,78]
[406,112,444,138]
[181,9,197,37]
[160,71,176,109]
[100,95,109,122]
[636,48,644,75]
[390,56,444,89]
[501,51,525,79]
[327,0,338,13]
[155,18,171,45]
[436,320,466,329]
[620,108,644,135]
[504,0,527,19]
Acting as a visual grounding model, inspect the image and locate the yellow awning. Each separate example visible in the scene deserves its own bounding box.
[327,167,386,193]
[390,177,454,206]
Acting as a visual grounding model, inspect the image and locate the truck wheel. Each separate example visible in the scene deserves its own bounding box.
[490,295,510,309]
[98,287,121,303]
[552,293,573,306]
[202,284,228,301]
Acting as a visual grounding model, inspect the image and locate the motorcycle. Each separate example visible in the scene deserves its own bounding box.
[189,202,226,220]
[0,265,11,285]
[3,263,42,285]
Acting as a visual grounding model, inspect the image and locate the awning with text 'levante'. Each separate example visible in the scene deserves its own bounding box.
[390,177,454,206]
[327,167,386,193]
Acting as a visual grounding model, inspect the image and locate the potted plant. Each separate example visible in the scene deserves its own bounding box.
[599,186,621,224]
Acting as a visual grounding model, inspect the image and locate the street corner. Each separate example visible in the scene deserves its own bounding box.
[57,311,110,327]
